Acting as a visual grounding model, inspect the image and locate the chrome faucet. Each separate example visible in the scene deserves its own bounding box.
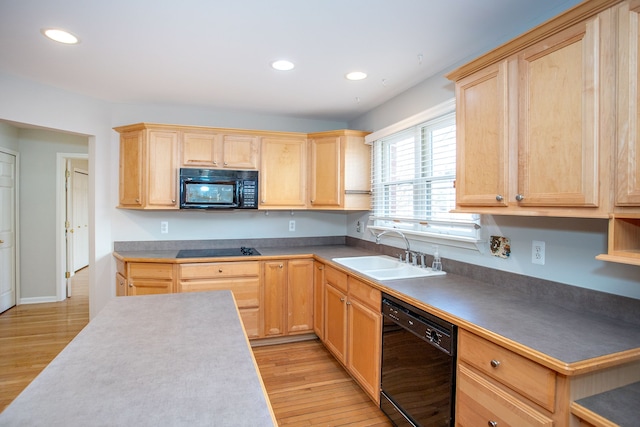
[374,230,411,262]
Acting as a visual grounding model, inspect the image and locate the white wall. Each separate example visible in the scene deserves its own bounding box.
[17,129,87,299]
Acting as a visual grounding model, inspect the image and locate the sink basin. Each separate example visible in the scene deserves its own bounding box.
[332,255,446,280]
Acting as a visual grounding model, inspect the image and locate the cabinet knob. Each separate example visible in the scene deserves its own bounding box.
[488,421,498,427]
[346,301,351,305]
[0,240,4,244]
[128,282,133,288]
[135,198,140,203]
[172,199,176,203]
[515,194,524,202]
[279,264,283,268]
[340,297,345,302]
[218,269,223,273]
[310,200,314,203]
[495,195,503,202]
[490,359,501,368]
[223,162,228,166]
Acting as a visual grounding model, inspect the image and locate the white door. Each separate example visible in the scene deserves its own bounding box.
[72,170,89,271]
[0,151,16,313]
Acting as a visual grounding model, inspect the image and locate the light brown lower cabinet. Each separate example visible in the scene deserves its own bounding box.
[263,259,314,337]
[323,266,382,404]
[178,261,261,338]
[313,261,325,340]
[124,262,176,296]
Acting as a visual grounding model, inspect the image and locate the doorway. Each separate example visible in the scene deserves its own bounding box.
[57,154,89,300]
[0,150,17,313]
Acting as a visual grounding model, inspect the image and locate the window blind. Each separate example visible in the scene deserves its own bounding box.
[370,111,480,241]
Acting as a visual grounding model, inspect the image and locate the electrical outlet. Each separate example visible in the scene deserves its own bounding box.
[356,221,361,233]
[160,221,169,234]
[289,220,295,232]
[532,240,545,265]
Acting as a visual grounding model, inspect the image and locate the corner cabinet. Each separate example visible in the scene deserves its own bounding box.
[447,1,617,217]
[308,130,371,210]
[117,124,179,209]
[323,266,382,404]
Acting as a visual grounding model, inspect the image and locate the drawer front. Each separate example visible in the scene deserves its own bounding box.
[179,262,260,279]
[325,265,348,293]
[459,329,556,412]
[348,276,381,311]
[178,277,260,308]
[129,262,174,280]
[457,364,553,427]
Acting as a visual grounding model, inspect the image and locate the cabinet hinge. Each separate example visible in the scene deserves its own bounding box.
[65,271,71,279]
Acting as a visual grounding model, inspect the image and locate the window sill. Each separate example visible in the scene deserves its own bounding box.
[367,224,485,252]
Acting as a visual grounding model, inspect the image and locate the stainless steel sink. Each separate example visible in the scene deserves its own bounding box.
[332,255,446,280]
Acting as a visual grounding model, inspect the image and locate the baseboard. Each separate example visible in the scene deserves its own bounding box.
[19,296,59,305]
[250,333,318,347]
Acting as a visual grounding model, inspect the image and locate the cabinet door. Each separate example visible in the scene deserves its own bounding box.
[309,136,342,208]
[119,130,143,207]
[313,261,325,339]
[127,262,174,295]
[324,283,348,365]
[455,61,510,207]
[616,1,640,206]
[517,19,600,207]
[182,131,219,167]
[147,130,179,208]
[347,297,382,403]
[221,134,259,170]
[115,272,127,297]
[287,259,314,334]
[263,260,287,337]
[260,136,307,208]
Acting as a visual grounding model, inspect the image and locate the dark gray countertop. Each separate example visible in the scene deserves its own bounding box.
[0,291,276,426]
[573,382,640,427]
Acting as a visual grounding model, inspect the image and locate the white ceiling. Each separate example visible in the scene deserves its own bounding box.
[0,0,582,122]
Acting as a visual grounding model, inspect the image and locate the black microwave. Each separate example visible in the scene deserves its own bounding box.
[179,168,258,209]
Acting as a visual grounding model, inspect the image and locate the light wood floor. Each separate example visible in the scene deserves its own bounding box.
[0,273,392,426]
[253,339,392,427]
[0,267,90,411]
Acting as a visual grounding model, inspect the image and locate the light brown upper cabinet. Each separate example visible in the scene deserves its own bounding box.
[448,1,617,218]
[259,134,308,209]
[308,130,371,210]
[182,130,260,170]
[116,124,179,209]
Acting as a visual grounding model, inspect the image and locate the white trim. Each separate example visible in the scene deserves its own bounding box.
[0,147,19,308]
[19,296,58,304]
[367,224,485,252]
[365,98,456,144]
[56,153,88,301]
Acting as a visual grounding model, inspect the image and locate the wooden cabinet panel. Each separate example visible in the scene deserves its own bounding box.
[455,61,510,207]
[324,282,348,365]
[220,134,259,170]
[181,131,217,167]
[260,136,307,209]
[309,136,341,207]
[459,329,556,412]
[616,1,640,206]
[518,20,599,208]
[313,261,325,339]
[129,262,174,280]
[347,297,381,402]
[263,260,287,337]
[287,259,314,334]
[146,130,179,208]
[239,307,260,339]
[180,262,260,279]
[118,131,143,208]
[127,262,175,295]
[457,364,553,427]
[177,278,260,308]
[348,276,381,311]
[116,272,127,297]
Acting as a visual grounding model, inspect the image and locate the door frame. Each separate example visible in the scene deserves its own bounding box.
[56,153,88,301]
[0,147,19,309]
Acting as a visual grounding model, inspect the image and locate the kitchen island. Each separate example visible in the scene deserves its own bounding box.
[0,290,276,426]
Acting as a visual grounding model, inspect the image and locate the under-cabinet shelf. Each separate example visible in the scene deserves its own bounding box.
[596,214,640,267]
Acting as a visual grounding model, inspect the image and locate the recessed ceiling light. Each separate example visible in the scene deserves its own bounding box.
[41,28,80,44]
[271,60,295,71]
[346,71,367,81]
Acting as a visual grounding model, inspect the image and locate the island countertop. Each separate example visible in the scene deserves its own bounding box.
[0,291,276,427]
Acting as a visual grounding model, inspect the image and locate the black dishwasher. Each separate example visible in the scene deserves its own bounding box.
[380,293,457,427]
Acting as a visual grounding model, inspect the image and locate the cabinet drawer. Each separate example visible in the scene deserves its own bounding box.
[179,262,259,279]
[348,276,381,311]
[325,265,347,293]
[459,329,556,412]
[129,262,174,280]
[457,364,553,427]
[178,277,260,308]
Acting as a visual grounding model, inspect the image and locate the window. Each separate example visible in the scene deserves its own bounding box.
[368,101,481,245]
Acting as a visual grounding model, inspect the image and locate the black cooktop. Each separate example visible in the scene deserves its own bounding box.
[176,247,260,258]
